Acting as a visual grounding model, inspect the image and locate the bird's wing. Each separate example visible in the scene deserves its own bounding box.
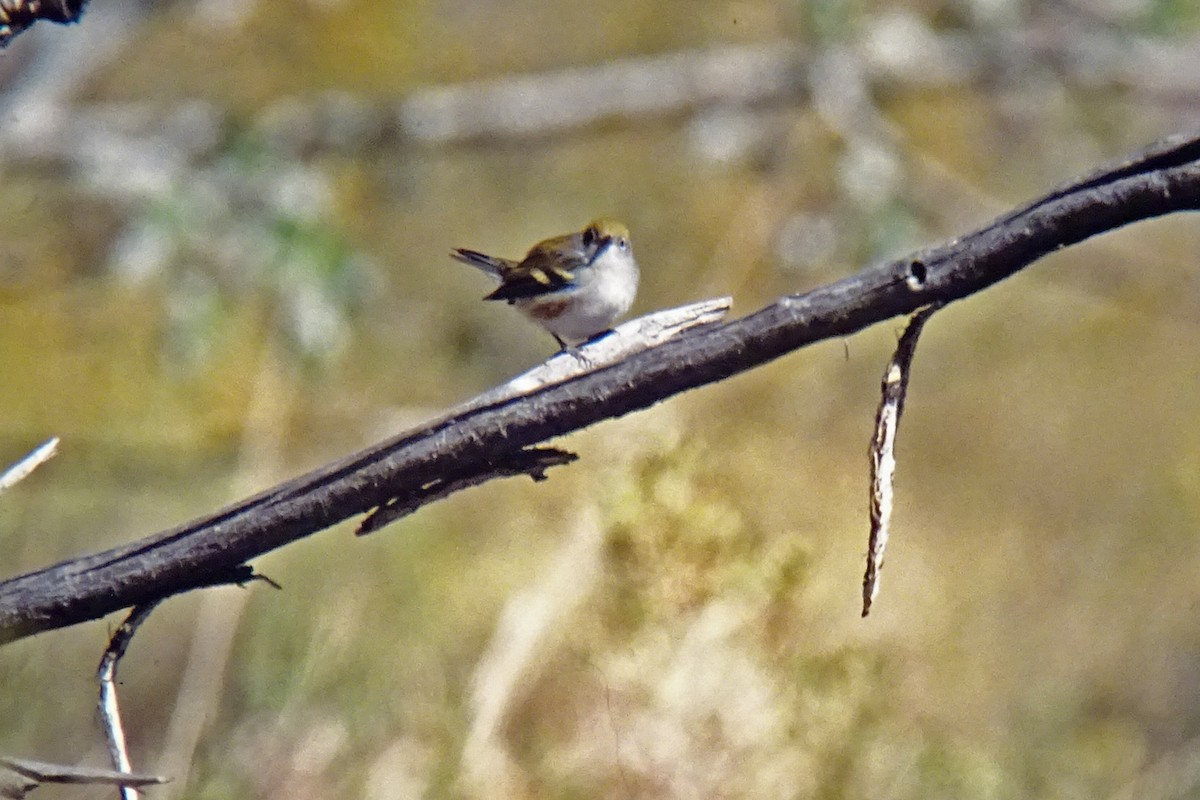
[483,238,583,301]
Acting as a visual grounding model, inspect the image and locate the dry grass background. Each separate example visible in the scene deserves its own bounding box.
[2,0,1200,797]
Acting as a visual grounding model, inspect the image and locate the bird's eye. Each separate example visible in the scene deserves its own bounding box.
[582,227,595,247]
[617,237,629,251]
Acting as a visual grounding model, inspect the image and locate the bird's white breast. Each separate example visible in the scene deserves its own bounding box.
[516,246,639,344]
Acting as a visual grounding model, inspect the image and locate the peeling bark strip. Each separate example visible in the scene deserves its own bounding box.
[2,135,1200,643]
[862,305,940,617]
[356,447,578,535]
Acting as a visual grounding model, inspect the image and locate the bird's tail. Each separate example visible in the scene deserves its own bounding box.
[449,248,516,280]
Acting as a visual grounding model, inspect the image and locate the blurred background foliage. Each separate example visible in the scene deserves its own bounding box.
[2,0,1200,797]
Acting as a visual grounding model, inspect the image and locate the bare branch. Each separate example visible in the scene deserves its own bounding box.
[1,134,1200,644]
[97,602,162,800]
[0,438,59,495]
[0,755,166,798]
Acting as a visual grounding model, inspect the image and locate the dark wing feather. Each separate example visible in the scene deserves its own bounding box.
[449,248,517,276]
[483,242,580,301]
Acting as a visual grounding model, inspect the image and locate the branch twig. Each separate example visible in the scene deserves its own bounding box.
[0,438,59,495]
[97,601,161,799]
[0,755,166,799]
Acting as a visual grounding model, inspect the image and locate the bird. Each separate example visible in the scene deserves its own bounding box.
[450,218,639,350]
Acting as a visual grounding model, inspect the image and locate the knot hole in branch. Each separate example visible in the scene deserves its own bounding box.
[905,259,927,291]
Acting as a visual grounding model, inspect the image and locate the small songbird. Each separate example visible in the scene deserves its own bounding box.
[450,219,640,350]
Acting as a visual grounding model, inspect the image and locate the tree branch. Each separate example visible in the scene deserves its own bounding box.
[97,601,161,800]
[0,755,166,798]
[2,133,1199,644]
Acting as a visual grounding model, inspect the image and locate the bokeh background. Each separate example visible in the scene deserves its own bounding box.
[2,1,1200,797]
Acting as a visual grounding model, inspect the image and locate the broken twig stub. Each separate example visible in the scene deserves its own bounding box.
[862,304,941,617]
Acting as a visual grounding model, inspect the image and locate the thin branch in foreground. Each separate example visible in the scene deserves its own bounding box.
[0,438,59,495]
[97,601,162,799]
[0,755,166,799]
[862,304,940,617]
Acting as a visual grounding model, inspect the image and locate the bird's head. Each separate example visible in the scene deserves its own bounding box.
[582,218,632,263]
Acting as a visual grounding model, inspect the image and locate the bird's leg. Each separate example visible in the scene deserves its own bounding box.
[549,333,598,369]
